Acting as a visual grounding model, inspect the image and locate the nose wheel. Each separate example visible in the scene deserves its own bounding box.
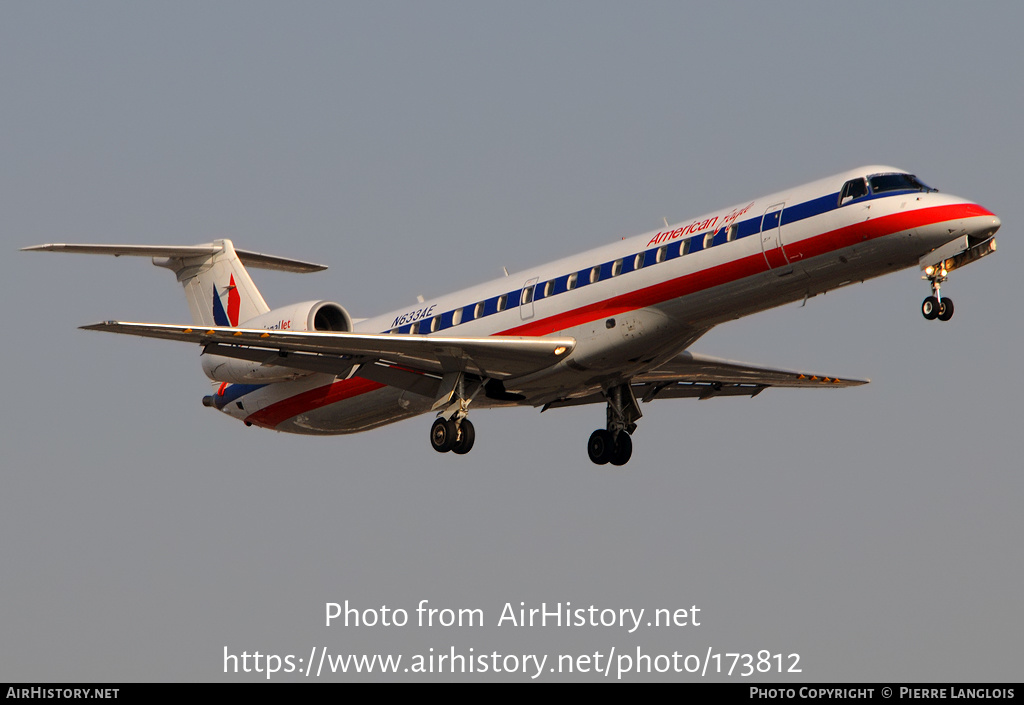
[921,296,953,321]
[921,266,954,321]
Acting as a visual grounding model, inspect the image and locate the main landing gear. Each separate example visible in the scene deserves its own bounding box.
[587,383,641,467]
[921,265,954,321]
[428,371,478,455]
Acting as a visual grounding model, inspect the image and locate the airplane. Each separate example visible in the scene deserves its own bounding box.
[24,165,1000,466]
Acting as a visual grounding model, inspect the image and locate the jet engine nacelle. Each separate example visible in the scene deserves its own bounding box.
[239,300,353,334]
[201,300,354,384]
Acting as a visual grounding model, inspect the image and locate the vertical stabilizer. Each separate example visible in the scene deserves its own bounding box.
[153,239,270,326]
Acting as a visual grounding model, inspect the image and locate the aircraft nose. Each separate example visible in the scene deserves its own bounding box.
[965,205,1001,240]
[977,212,1001,239]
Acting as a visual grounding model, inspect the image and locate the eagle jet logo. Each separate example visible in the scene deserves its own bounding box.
[212,274,240,327]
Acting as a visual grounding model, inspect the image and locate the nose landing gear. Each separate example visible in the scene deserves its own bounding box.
[918,235,999,322]
[921,265,954,321]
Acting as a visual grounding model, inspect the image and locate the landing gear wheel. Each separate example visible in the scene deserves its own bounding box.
[452,419,476,455]
[922,296,940,320]
[937,298,954,321]
[430,417,457,453]
[609,432,633,466]
[587,429,614,465]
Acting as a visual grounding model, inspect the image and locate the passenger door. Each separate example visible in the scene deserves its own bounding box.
[520,278,538,320]
[760,202,790,269]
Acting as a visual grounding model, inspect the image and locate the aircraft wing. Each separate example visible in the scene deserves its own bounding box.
[542,351,868,409]
[80,321,575,380]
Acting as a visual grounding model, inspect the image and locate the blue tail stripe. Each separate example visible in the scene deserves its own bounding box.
[212,284,230,326]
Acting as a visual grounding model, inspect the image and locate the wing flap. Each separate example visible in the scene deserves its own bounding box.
[541,351,866,410]
[637,351,868,388]
[80,321,576,380]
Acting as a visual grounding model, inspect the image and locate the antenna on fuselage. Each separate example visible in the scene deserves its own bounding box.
[502,266,509,277]
[663,217,670,228]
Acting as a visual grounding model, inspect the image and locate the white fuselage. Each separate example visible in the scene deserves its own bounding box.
[214,165,1000,434]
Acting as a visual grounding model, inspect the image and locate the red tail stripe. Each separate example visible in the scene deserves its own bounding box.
[227,274,240,327]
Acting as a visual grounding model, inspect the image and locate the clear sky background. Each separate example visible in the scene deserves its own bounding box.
[2,2,1021,682]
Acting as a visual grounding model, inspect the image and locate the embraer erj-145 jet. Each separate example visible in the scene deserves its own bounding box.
[25,166,1000,466]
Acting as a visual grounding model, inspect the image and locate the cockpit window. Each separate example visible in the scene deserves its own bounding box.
[839,178,868,205]
[869,173,936,194]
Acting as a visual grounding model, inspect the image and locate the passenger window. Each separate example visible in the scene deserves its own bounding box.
[430,315,441,333]
[703,231,715,249]
[589,266,600,284]
[634,252,644,270]
[727,225,737,242]
[522,285,534,304]
[544,280,554,297]
[612,259,623,276]
[474,301,484,319]
[567,272,578,290]
[839,178,868,205]
[680,239,691,256]
[452,308,462,326]
[497,294,507,312]
[656,245,667,263]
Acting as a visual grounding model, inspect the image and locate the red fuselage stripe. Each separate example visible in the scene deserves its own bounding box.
[500,203,991,336]
[246,377,386,429]
[246,201,991,427]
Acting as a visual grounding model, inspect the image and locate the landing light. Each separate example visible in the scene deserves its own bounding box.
[925,266,935,276]
[940,269,948,277]
[554,346,567,356]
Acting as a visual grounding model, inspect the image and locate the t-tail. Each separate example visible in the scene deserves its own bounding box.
[21,239,328,327]
[21,239,355,384]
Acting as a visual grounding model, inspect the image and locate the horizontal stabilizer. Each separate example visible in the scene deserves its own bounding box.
[22,243,327,273]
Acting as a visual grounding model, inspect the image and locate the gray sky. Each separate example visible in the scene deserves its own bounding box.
[2,1,1021,682]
